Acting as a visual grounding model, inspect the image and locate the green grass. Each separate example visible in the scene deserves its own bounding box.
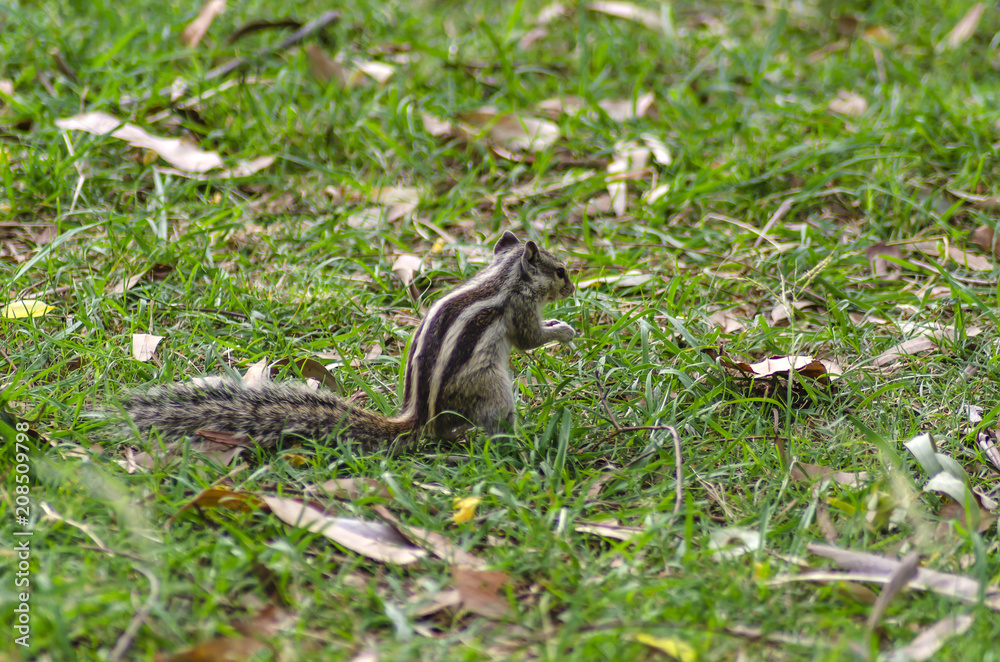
[2,0,1000,659]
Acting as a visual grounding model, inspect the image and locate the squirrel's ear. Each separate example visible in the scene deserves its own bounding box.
[494,231,520,256]
[521,240,539,268]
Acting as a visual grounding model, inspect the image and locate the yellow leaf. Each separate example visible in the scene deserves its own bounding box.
[1,300,55,319]
[633,633,697,661]
[452,496,481,524]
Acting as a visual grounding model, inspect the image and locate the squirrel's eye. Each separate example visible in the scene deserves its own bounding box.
[556,267,566,279]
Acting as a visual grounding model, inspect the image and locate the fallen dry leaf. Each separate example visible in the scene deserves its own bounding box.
[791,462,868,488]
[885,613,975,662]
[262,496,427,564]
[313,477,392,501]
[800,543,1000,609]
[632,633,696,661]
[946,245,992,271]
[373,504,487,569]
[458,109,561,152]
[970,225,1000,258]
[828,90,867,117]
[131,334,164,362]
[707,305,751,333]
[948,188,1000,210]
[722,354,843,384]
[57,111,223,172]
[771,300,815,325]
[587,1,663,31]
[866,241,902,280]
[576,520,644,543]
[939,3,985,51]
[641,132,671,165]
[354,59,394,84]
[180,0,226,48]
[872,326,981,367]
[576,270,655,289]
[607,141,650,216]
[975,429,1000,472]
[305,44,356,86]
[452,566,511,618]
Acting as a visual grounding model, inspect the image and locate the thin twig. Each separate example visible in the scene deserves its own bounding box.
[599,425,679,448]
[669,426,683,515]
[109,563,160,662]
[754,197,795,248]
[124,10,342,107]
[594,371,621,431]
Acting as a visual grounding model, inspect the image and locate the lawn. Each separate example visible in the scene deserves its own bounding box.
[2,0,999,659]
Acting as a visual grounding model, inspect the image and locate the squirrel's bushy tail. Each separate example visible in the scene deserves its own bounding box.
[122,380,412,451]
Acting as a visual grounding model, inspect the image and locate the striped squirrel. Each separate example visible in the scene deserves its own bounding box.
[123,232,576,453]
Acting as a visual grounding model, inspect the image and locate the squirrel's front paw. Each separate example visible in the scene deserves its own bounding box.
[544,319,576,342]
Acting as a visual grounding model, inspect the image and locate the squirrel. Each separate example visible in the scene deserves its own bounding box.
[122,232,576,454]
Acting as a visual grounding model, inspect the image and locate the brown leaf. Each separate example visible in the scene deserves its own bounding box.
[946,245,992,271]
[269,357,342,394]
[169,488,263,525]
[452,566,511,618]
[865,241,902,280]
[305,44,356,86]
[180,0,226,48]
[970,225,1000,258]
[162,636,267,662]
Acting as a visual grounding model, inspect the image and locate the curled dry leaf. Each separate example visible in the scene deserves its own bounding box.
[587,1,663,31]
[131,334,164,362]
[262,495,427,564]
[866,241,902,280]
[354,59,394,84]
[975,428,1000,473]
[57,111,223,172]
[537,93,655,122]
[718,353,843,385]
[771,300,815,325]
[707,305,751,333]
[180,0,226,48]
[392,254,422,290]
[948,188,1000,210]
[828,90,867,117]
[939,3,985,52]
